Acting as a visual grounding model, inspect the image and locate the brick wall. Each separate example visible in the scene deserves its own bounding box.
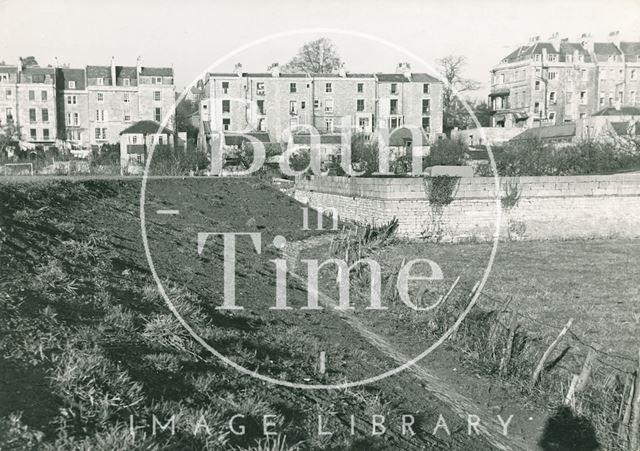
[293,174,640,241]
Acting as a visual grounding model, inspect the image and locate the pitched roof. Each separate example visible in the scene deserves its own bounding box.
[86,65,111,78]
[376,73,408,82]
[592,106,640,116]
[140,67,173,77]
[120,120,174,136]
[224,131,271,146]
[511,123,576,141]
[293,133,344,145]
[57,68,86,90]
[594,42,621,55]
[0,65,18,74]
[115,66,137,79]
[619,42,640,61]
[411,73,440,82]
[346,73,374,78]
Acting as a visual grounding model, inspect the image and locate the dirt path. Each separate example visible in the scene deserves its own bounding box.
[283,235,535,451]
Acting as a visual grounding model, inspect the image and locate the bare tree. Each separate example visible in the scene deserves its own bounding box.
[281,38,342,74]
[437,55,481,133]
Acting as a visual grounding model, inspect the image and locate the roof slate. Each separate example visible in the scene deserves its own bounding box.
[511,123,576,141]
[593,106,640,116]
[140,67,173,77]
[57,68,86,90]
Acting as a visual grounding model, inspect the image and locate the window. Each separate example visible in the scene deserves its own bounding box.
[222,81,229,94]
[534,102,540,114]
[97,78,104,86]
[581,69,588,81]
[257,118,265,131]
[358,117,369,131]
[222,118,230,131]
[154,91,161,101]
[66,113,72,125]
[67,95,77,105]
[256,82,265,95]
[29,108,36,123]
[29,90,35,101]
[631,91,637,105]
[549,92,556,104]
[154,77,162,84]
[6,108,13,121]
[0,74,7,82]
[124,92,130,103]
[289,117,298,128]
[599,92,605,106]
[499,73,505,83]
[632,69,638,80]
[618,91,624,103]
[580,91,587,105]
[96,110,106,122]
[422,117,430,132]
[357,83,364,93]
[123,78,130,86]
[325,83,332,93]
[124,111,131,122]
[73,113,79,125]
[390,83,398,94]
[95,127,106,140]
[154,108,161,122]
[619,69,624,80]
[357,99,364,112]
[132,135,138,144]
[325,99,334,113]
[566,92,573,104]
[68,81,76,89]
[325,118,333,132]
[97,93,104,102]
[535,80,541,91]
[41,91,47,101]
[423,83,430,94]
[580,112,586,119]
[222,100,230,113]
[548,54,557,62]
[548,112,556,121]
[390,99,398,115]
[30,128,36,140]
[289,83,296,93]
[41,108,49,123]
[43,129,49,140]
[289,100,297,114]
[300,101,305,109]
[257,99,265,115]
[534,54,541,62]
[314,100,319,109]
[547,71,557,81]
[5,89,11,98]
[422,99,430,113]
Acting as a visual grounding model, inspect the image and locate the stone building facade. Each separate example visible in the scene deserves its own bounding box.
[0,58,175,150]
[489,33,640,128]
[199,63,443,147]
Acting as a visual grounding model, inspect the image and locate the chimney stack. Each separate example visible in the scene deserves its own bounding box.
[110,56,116,86]
[609,30,622,50]
[234,63,243,77]
[338,63,346,77]
[548,32,561,52]
[269,63,280,77]
[136,56,142,78]
[396,62,411,80]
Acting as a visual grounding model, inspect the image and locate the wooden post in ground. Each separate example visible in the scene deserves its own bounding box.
[531,318,574,387]
[499,310,518,377]
[575,346,598,393]
[564,374,579,408]
[629,348,640,451]
[619,373,635,449]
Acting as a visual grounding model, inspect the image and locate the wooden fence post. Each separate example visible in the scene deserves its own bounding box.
[499,310,518,377]
[531,318,574,387]
[575,346,598,393]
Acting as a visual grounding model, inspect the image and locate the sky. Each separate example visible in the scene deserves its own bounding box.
[1,0,639,99]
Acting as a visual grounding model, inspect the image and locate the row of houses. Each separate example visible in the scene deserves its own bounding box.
[0,57,175,151]
[197,62,445,161]
[489,32,640,128]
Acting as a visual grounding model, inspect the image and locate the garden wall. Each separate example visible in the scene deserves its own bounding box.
[293,174,640,241]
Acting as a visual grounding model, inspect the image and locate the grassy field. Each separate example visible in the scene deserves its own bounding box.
[367,239,640,367]
[2,177,638,450]
[0,179,499,451]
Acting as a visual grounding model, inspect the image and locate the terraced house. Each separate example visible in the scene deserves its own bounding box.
[198,62,443,154]
[489,32,640,128]
[0,57,175,150]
